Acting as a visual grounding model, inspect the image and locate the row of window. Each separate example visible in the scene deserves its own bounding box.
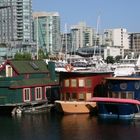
[60,92,92,101]
[108,91,134,99]
[23,87,50,102]
[64,78,92,88]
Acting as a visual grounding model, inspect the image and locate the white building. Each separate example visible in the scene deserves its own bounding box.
[104,46,121,59]
[103,28,129,56]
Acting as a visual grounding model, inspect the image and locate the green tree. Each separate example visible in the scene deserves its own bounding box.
[115,55,122,63]
[14,52,32,60]
[38,49,45,59]
[38,49,50,59]
[105,56,114,64]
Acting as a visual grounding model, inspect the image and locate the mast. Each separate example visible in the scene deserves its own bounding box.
[64,23,68,61]
[96,15,101,56]
[36,16,39,60]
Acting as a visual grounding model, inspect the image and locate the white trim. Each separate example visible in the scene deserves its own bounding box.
[23,88,31,102]
[35,87,42,100]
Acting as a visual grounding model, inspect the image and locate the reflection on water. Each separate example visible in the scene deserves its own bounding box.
[0,112,140,140]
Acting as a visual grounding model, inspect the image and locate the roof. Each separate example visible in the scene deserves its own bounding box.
[105,77,140,81]
[7,60,49,74]
[89,97,140,105]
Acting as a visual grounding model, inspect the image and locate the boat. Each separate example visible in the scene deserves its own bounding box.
[55,100,97,114]
[113,55,140,77]
[0,60,59,115]
[88,75,140,120]
[55,70,113,114]
[89,97,140,119]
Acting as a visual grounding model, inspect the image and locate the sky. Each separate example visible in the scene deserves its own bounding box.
[33,0,140,32]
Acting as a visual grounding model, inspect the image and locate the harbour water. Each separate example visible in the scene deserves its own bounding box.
[0,112,140,140]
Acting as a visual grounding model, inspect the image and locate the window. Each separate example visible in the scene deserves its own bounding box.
[45,86,51,101]
[35,87,42,100]
[78,93,85,101]
[6,65,13,77]
[85,79,92,87]
[86,93,92,100]
[127,92,134,99]
[66,92,71,100]
[71,93,77,101]
[121,92,126,98]
[79,79,85,87]
[112,92,119,98]
[45,86,51,99]
[71,79,77,87]
[65,79,70,87]
[23,88,31,102]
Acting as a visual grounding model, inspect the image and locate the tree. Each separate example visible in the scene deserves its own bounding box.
[115,55,122,63]
[14,52,32,60]
[105,56,114,64]
[38,49,46,59]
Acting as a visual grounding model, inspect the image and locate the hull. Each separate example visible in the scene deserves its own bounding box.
[98,102,138,120]
[0,100,49,115]
[89,97,140,120]
[55,101,96,114]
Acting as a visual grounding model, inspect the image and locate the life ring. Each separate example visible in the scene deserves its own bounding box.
[65,64,73,72]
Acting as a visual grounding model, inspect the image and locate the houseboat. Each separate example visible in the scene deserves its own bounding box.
[0,60,59,115]
[55,71,112,114]
[89,76,140,119]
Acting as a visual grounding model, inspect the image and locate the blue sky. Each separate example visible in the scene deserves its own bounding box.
[33,0,140,32]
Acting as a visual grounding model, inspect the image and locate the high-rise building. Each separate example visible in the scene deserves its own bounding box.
[70,22,95,51]
[0,0,33,48]
[103,28,129,49]
[103,28,129,57]
[33,12,61,54]
[129,33,140,56]
[61,33,72,53]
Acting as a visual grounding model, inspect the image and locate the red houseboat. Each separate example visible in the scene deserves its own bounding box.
[55,71,112,114]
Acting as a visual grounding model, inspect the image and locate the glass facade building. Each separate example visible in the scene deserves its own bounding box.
[33,12,61,54]
[0,0,33,47]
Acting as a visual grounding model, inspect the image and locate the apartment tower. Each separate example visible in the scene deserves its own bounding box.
[33,12,61,54]
[0,0,33,48]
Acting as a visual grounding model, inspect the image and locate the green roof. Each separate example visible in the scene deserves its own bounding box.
[9,60,49,74]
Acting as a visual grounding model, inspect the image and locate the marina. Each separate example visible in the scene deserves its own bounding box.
[0,0,140,139]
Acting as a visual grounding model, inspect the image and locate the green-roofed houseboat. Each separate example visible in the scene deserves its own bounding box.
[0,60,59,115]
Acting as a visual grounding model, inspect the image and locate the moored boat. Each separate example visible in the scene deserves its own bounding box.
[0,60,59,115]
[55,100,96,114]
[89,97,140,119]
[89,75,140,120]
[55,71,113,114]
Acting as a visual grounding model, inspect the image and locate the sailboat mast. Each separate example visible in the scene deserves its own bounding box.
[96,15,101,56]
[36,16,39,60]
[65,23,68,61]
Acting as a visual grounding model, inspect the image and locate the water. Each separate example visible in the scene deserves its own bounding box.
[0,112,140,140]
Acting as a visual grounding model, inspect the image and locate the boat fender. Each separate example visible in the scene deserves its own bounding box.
[16,108,22,114]
[65,64,73,72]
